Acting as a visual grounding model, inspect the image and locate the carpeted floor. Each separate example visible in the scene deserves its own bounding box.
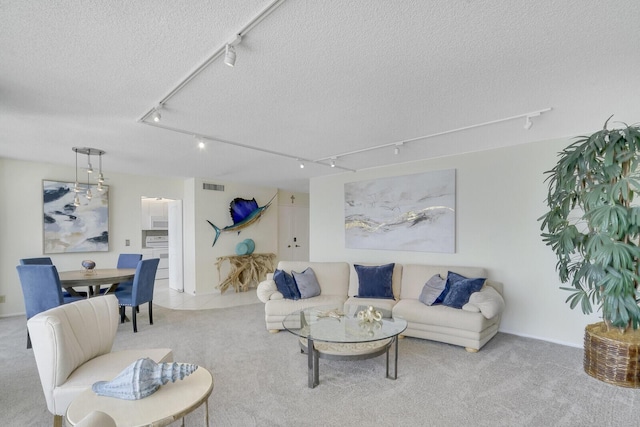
[1,303,638,426]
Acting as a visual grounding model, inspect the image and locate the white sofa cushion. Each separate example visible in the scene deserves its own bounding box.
[393,298,494,333]
[256,279,281,302]
[465,285,505,319]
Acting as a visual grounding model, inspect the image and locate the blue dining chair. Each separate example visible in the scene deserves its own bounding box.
[16,264,83,348]
[97,253,143,296]
[115,258,159,332]
[19,257,88,298]
[19,257,53,265]
[118,254,143,269]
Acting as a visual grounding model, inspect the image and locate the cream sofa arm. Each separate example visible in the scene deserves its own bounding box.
[463,285,505,319]
[256,279,283,303]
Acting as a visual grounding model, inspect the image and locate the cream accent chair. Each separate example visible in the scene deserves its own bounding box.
[27,294,173,427]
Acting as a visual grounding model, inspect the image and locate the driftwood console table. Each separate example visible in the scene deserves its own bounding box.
[215,253,276,293]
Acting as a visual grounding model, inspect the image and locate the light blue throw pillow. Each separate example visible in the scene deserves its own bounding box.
[419,274,446,306]
[442,271,486,309]
[292,268,321,299]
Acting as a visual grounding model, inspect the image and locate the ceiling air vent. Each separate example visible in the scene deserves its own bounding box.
[202,183,225,192]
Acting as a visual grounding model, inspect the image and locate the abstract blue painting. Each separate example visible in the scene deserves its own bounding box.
[344,169,455,253]
[43,180,109,253]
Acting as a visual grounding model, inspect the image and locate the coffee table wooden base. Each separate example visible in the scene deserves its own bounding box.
[65,366,213,427]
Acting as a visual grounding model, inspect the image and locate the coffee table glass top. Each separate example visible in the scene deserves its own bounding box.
[282,304,407,344]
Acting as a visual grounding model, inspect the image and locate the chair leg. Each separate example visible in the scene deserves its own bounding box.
[53,414,63,427]
[149,301,153,325]
[27,331,32,349]
[119,305,126,324]
[132,306,138,333]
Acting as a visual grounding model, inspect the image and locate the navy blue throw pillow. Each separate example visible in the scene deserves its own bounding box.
[354,263,395,299]
[441,271,486,309]
[273,269,300,300]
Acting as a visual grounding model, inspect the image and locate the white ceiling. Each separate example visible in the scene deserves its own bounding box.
[2,0,640,193]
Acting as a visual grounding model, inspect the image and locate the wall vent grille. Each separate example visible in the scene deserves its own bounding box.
[203,183,225,191]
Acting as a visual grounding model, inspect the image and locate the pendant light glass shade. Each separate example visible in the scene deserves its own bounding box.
[72,147,106,203]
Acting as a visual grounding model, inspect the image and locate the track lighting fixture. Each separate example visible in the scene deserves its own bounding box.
[330,158,336,168]
[394,142,403,155]
[224,35,242,67]
[297,159,305,169]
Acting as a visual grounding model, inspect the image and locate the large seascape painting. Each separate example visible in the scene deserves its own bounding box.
[43,180,109,253]
[345,170,455,253]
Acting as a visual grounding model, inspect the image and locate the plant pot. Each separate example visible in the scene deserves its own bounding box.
[584,322,640,388]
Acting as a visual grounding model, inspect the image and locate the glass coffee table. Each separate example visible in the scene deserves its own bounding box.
[282,304,407,388]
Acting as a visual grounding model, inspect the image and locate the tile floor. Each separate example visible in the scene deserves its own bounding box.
[152,279,260,310]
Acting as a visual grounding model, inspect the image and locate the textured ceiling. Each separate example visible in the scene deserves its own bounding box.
[2,0,640,192]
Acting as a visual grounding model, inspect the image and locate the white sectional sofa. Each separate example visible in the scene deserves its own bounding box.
[257,261,504,352]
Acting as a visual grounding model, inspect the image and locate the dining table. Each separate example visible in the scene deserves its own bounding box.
[59,268,136,298]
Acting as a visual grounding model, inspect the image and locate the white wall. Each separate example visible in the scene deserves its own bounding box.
[0,157,183,316]
[189,179,278,295]
[309,137,601,348]
[0,159,280,314]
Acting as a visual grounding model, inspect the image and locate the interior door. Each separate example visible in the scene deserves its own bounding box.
[278,205,309,261]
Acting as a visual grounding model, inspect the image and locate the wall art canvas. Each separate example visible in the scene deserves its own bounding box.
[43,180,109,253]
[345,169,455,253]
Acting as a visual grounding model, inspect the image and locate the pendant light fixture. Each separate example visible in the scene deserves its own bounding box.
[97,152,105,192]
[72,147,106,204]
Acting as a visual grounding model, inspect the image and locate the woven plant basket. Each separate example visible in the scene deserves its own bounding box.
[584,322,640,388]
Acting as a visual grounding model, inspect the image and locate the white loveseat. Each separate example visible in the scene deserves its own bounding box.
[257,261,504,352]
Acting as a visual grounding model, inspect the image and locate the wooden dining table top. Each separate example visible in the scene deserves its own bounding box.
[58,268,136,286]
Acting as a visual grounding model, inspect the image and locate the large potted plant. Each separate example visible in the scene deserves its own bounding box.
[539,117,640,387]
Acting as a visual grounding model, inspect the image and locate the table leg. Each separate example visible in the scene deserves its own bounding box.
[204,399,209,426]
[386,335,399,380]
[103,282,120,294]
[308,337,319,388]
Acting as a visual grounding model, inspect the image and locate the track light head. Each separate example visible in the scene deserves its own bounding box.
[195,135,205,149]
[223,34,241,67]
[224,44,236,67]
[299,162,305,169]
[151,106,162,123]
[330,159,336,168]
[524,112,541,130]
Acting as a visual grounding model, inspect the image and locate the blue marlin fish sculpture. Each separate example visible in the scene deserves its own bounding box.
[206,194,276,247]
